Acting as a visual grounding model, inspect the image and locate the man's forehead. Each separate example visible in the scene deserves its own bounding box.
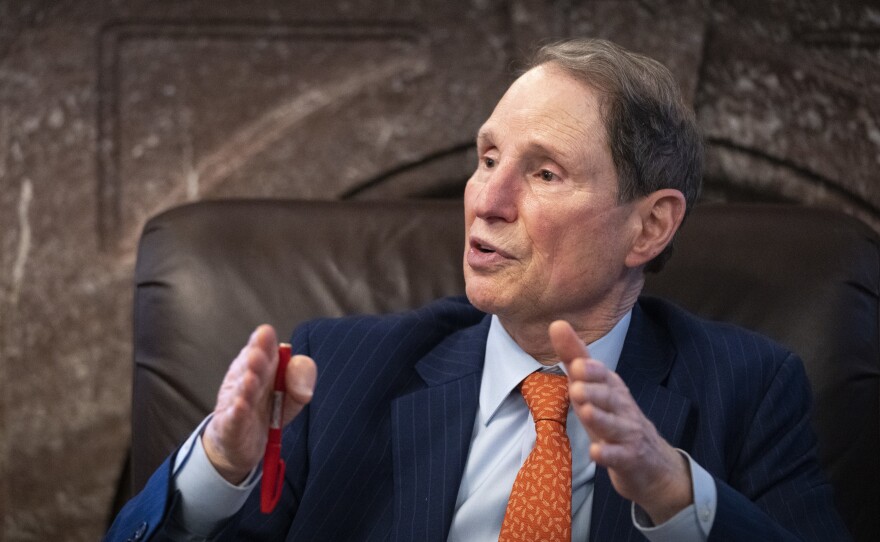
[484,67,603,134]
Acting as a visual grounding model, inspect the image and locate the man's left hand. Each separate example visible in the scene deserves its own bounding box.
[549,320,693,525]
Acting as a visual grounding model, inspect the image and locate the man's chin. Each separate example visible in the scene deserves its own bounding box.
[464,283,510,316]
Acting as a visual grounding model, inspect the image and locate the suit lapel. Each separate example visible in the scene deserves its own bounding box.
[390,316,490,542]
[590,302,693,541]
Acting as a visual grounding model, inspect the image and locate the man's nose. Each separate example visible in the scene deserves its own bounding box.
[473,163,519,223]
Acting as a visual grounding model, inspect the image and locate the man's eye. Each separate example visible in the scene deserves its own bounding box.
[540,170,557,182]
[484,157,496,168]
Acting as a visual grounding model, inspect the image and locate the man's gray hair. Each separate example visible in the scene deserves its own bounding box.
[528,38,703,273]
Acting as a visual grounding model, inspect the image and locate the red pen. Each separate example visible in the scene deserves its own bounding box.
[261,342,290,514]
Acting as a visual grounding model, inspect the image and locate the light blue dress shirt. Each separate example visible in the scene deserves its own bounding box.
[171,312,717,540]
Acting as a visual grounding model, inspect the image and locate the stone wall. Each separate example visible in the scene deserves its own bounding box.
[0,0,877,540]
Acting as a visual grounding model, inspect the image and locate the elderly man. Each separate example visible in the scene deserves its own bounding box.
[107,39,849,541]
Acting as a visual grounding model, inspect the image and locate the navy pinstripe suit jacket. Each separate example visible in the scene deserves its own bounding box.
[107,296,850,541]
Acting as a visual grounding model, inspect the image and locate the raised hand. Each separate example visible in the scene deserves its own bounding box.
[549,320,692,524]
[202,325,317,484]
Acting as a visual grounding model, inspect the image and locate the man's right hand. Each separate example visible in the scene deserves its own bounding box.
[202,325,317,484]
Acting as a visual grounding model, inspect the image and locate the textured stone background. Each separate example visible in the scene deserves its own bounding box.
[0,0,878,540]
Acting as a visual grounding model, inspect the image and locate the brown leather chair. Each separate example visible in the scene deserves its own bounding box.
[125,199,879,540]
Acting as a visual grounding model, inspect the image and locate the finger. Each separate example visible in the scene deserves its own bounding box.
[285,355,317,407]
[250,324,278,355]
[573,401,640,442]
[549,320,591,366]
[590,441,634,469]
[236,359,263,407]
[569,381,615,411]
[237,343,274,402]
[572,378,636,415]
[229,325,276,381]
[566,356,611,384]
[605,368,630,392]
[236,325,282,399]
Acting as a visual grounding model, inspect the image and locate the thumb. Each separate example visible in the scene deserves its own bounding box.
[549,320,590,367]
[282,354,317,425]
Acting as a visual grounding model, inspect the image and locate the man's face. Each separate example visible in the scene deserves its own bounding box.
[463,64,642,325]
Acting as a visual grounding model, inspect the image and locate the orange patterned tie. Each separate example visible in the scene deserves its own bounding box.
[499,371,572,541]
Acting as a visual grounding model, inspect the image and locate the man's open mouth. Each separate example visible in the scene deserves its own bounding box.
[470,237,510,258]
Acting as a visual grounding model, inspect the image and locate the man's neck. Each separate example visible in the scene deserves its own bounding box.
[498,282,642,365]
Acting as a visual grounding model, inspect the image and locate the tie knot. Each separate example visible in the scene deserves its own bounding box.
[520,372,569,426]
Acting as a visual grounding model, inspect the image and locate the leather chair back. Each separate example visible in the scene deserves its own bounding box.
[130,200,879,540]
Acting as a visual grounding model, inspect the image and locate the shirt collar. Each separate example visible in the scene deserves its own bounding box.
[479,311,632,425]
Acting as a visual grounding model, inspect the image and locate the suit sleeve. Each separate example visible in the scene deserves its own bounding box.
[710,353,851,541]
[103,454,177,542]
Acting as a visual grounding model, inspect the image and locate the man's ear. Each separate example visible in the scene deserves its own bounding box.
[625,189,687,269]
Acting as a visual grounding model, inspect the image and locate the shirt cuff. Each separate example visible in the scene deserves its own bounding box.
[631,449,717,541]
[171,416,261,537]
